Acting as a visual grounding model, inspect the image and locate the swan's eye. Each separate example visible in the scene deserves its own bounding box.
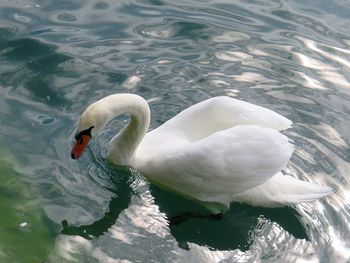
[75,126,94,141]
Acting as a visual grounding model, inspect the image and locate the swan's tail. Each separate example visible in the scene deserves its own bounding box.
[232,172,332,207]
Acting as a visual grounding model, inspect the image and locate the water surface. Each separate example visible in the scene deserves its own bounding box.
[1,0,350,262]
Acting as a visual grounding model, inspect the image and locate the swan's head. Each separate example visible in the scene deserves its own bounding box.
[71,93,150,160]
[71,125,94,159]
[71,102,106,159]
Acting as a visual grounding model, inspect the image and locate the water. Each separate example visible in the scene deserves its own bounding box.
[0,0,350,262]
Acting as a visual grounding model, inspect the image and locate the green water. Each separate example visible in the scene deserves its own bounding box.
[1,0,350,262]
[0,145,53,262]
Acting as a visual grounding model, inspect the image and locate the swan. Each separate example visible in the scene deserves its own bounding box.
[71,93,331,213]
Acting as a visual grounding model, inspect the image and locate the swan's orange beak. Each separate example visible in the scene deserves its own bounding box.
[71,134,91,159]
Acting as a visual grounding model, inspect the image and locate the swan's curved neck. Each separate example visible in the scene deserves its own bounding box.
[85,94,150,165]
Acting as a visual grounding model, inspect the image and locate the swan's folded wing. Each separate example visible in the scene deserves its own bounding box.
[157,96,292,142]
[142,125,294,204]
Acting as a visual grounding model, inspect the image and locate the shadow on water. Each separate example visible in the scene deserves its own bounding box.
[150,185,308,251]
[61,164,307,251]
[61,167,133,239]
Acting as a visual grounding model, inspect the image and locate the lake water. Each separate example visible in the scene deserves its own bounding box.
[1,0,350,262]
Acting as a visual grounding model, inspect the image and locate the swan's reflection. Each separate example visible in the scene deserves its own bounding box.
[61,168,132,239]
[150,183,308,250]
[61,167,308,253]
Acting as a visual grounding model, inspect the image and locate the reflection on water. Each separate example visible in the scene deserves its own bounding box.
[1,0,350,262]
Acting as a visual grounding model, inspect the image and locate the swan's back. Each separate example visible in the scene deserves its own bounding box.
[155,96,292,142]
[138,96,293,161]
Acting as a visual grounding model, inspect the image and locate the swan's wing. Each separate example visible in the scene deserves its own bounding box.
[139,125,294,205]
[155,96,292,141]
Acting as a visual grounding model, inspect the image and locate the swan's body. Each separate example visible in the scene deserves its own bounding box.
[72,94,331,212]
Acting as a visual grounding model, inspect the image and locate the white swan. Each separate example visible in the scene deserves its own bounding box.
[71,94,331,213]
